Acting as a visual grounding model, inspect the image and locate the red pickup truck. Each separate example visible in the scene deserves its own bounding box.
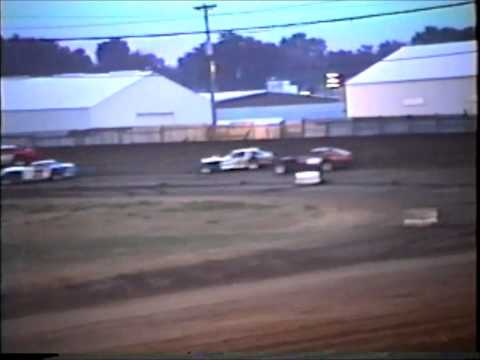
[1,145,42,167]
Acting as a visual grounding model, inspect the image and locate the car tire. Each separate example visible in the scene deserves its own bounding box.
[322,161,333,172]
[2,172,22,185]
[274,164,286,175]
[51,171,63,181]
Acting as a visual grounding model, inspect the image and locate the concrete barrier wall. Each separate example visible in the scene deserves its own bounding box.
[382,120,410,134]
[2,116,476,147]
[328,122,355,137]
[304,123,327,138]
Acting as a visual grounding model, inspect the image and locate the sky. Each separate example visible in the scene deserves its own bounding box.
[1,0,476,66]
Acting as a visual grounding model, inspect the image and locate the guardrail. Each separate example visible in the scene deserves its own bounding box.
[1,116,476,147]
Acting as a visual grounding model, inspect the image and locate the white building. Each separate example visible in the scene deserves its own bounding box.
[1,71,212,134]
[345,40,478,118]
[265,79,298,94]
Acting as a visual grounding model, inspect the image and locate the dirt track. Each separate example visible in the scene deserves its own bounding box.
[38,133,476,175]
[1,134,477,355]
[4,253,476,353]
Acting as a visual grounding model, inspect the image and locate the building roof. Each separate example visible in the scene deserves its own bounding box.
[346,40,478,86]
[1,71,153,111]
[217,117,284,126]
[199,90,267,102]
[217,92,340,108]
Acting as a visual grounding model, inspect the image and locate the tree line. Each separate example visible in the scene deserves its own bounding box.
[1,25,475,92]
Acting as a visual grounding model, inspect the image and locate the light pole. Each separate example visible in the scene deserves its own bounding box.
[194,4,218,127]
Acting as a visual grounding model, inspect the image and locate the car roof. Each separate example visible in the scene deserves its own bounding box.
[31,159,57,165]
[1,145,18,150]
[231,147,261,153]
[311,147,333,152]
[311,147,350,152]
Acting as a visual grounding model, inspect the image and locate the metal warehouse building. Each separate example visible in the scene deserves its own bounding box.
[345,40,478,118]
[1,71,212,134]
[201,91,346,124]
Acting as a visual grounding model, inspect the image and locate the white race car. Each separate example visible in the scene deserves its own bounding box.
[294,171,324,186]
[200,147,275,174]
[1,159,78,185]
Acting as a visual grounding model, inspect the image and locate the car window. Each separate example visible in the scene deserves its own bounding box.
[233,152,244,158]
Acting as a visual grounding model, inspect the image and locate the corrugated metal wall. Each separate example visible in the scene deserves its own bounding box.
[2,108,92,134]
[346,77,477,118]
[218,102,346,123]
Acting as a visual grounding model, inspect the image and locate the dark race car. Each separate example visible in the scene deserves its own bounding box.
[273,154,325,175]
[1,145,42,167]
[309,147,353,171]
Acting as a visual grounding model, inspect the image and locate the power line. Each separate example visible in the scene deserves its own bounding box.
[214,1,475,35]
[1,0,460,19]
[213,1,338,17]
[2,1,337,30]
[3,19,193,30]
[3,2,472,30]
[5,1,474,42]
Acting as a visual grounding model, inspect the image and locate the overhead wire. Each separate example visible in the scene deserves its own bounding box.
[2,1,338,29]
[0,0,458,19]
[3,1,474,42]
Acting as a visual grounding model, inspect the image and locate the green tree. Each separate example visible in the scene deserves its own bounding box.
[177,32,280,91]
[411,26,476,45]
[376,40,406,59]
[95,39,166,72]
[1,35,94,76]
[278,32,328,89]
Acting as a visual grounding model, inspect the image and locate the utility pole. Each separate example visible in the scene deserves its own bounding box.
[194,3,218,127]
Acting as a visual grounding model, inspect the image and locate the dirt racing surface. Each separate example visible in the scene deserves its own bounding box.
[1,134,477,355]
[38,133,476,175]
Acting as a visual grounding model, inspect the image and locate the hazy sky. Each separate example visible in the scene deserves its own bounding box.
[1,0,476,66]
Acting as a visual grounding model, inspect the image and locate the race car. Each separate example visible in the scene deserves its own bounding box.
[200,147,274,174]
[1,144,42,167]
[273,154,325,175]
[294,170,324,186]
[1,159,78,185]
[309,147,353,171]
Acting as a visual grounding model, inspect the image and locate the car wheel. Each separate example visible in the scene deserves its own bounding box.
[51,171,63,181]
[248,161,259,170]
[200,166,212,174]
[274,164,286,174]
[322,161,333,172]
[1,173,22,185]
